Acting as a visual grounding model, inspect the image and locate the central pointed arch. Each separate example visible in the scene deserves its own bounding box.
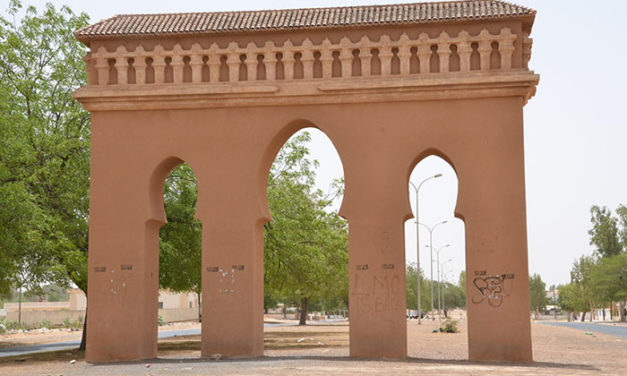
[260,122,349,356]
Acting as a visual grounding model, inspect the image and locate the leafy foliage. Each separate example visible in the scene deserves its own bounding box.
[264,132,348,320]
[157,132,349,322]
[405,263,432,311]
[588,205,622,258]
[0,1,90,297]
[159,164,202,296]
[528,273,547,313]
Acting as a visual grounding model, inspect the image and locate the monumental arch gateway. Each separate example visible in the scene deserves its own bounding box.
[73,0,539,363]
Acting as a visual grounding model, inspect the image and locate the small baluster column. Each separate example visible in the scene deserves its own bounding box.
[379,48,393,76]
[398,45,411,76]
[320,49,333,79]
[189,44,204,83]
[95,56,109,86]
[361,47,372,77]
[438,42,451,73]
[522,33,533,70]
[398,35,411,76]
[339,48,353,78]
[208,54,220,83]
[499,30,516,71]
[114,54,128,85]
[265,52,277,81]
[478,39,492,72]
[227,52,240,82]
[417,44,431,74]
[153,56,167,84]
[171,55,184,84]
[282,51,295,80]
[457,36,473,73]
[301,49,315,79]
[134,55,147,84]
[245,54,256,81]
[190,54,204,83]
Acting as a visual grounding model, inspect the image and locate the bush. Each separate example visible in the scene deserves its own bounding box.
[439,319,458,333]
[63,317,82,329]
[5,320,23,331]
[0,319,6,334]
[40,319,52,329]
[158,315,164,326]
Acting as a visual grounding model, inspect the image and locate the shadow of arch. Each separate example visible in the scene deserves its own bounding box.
[257,119,348,222]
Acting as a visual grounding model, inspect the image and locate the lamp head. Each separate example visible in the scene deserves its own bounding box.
[434,173,443,178]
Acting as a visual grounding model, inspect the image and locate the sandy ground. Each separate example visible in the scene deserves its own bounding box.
[1,318,625,375]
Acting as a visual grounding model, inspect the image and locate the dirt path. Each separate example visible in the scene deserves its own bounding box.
[0,320,625,375]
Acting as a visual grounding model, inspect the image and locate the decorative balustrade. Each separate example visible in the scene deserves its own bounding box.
[89,28,520,86]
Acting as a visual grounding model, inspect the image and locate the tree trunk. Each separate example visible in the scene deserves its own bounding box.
[79,304,87,351]
[609,302,613,320]
[567,311,571,322]
[581,311,586,322]
[18,288,22,326]
[620,301,626,322]
[197,292,201,323]
[299,297,308,326]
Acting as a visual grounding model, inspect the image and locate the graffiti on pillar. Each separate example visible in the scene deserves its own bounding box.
[352,273,401,313]
[471,270,515,308]
[207,265,244,295]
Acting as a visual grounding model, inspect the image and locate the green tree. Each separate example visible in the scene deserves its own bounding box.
[588,206,622,258]
[529,273,547,314]
[589,253,627,322]
[617,204,627,251]
[458,270,466,290]
[568,255,597,321]
[405,263,431,313]
[0,1,90,348]
[442,281,466,312]
[159,164,202,318]
[558,283,587,321]
[264,132,348,325]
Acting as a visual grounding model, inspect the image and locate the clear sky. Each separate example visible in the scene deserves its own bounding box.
[12,0,627,287]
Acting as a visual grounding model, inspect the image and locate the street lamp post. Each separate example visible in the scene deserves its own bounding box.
[409,173,442,324]
[440,258,453,318]
[430,244,451,318]
[419,220,448,317]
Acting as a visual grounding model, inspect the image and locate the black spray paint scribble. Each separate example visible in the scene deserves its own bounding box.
[471,271,515,308]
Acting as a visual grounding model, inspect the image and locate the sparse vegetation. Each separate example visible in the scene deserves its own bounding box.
[439,319,458,333]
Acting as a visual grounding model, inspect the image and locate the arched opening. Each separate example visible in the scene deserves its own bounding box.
[405,155,467,359]
[263,127,349,357]
[157,162,202,358]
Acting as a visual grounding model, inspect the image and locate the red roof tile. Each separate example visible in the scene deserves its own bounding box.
[75,1,535,41]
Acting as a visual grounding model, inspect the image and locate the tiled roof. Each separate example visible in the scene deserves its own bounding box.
[75,1,535,40]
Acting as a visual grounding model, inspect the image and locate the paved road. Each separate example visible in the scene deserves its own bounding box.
[0,320,346,358]
[539,321,627,339]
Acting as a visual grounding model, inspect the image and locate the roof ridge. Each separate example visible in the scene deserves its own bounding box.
[86,1,534,20]
[75,0,536,41]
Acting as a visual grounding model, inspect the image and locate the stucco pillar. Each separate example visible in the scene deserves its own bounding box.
[199,216,264,358]
[339,145,408,359]
[348,216,407,359]
[85,114,160,362]
[455,99,533,362]
[194,156,265,359]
